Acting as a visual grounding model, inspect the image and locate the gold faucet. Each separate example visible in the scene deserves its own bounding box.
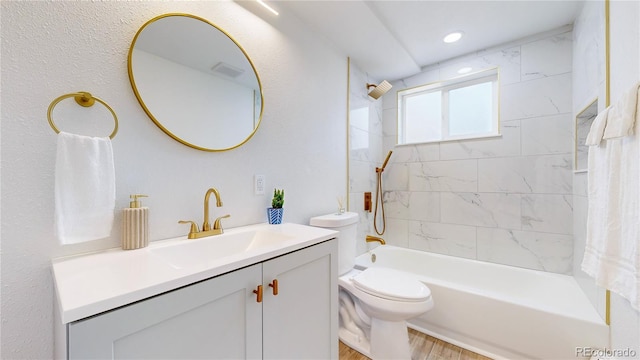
[366,235,386,245]
[203,187,223,231]
[179,187,230,239]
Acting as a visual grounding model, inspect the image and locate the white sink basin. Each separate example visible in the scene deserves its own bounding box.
[149,228,296,269]
[52,223,338,323]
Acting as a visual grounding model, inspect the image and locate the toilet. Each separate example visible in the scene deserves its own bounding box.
[310,212,434,360]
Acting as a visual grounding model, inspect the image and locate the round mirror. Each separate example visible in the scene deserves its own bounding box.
[128,13,263,151]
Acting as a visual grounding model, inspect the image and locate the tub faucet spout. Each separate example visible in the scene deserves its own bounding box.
[366,235,386,245]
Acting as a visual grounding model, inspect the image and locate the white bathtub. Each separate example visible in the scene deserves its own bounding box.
[354,246,609,360]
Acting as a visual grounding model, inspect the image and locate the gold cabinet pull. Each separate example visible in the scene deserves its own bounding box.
[253,285,263,303]
[269,279,278,295]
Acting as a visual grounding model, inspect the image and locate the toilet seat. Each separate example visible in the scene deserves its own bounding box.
[338,268,434,322]
[352,267,431,302]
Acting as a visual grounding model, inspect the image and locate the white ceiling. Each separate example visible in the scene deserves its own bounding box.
[275,0,584,81]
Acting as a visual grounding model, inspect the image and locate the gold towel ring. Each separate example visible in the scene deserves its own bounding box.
[47,92,118,139]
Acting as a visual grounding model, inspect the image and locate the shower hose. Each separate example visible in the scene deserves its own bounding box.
[373,168,386,235]
[373,150,392,235]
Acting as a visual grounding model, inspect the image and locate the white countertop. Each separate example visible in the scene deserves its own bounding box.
[52,223,337,324]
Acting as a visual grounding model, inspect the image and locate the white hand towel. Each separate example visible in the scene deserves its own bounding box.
[55,131,115,244]
[584,107,610,146]
[603,81,639,139]
[582,112,640,311]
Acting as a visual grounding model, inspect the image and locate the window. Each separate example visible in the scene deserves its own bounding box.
[397,68,499,144]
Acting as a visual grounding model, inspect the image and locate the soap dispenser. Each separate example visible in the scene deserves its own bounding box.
[122,194,149,250]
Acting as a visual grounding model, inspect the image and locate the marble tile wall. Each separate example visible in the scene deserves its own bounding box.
[376,27,575,274]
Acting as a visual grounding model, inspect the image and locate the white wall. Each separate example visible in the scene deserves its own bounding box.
[0,2,347,358]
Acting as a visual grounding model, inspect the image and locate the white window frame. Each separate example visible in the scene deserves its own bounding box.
[397,68,500,145]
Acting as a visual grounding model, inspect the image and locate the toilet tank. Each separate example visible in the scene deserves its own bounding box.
[309,212,359,275]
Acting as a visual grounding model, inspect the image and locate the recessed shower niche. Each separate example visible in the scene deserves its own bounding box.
[575,100,598,171]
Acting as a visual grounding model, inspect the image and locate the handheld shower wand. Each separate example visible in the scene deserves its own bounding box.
[377,150,393,173]
[374,150,393,235]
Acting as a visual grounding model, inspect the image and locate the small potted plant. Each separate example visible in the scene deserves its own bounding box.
[267,189,284,224]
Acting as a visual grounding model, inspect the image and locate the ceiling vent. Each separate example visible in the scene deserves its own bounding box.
[211,62,245,78]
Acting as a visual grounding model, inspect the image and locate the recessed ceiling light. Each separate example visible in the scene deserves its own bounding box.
[443,31,464,43]
[257,0,279,15]
[457,67,472,74]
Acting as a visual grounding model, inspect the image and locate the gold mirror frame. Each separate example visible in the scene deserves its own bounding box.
[128,13,264,152]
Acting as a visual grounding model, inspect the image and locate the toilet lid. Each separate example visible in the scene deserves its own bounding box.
[352,267,431,302]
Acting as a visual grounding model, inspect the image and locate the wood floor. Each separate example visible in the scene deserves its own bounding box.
[339,328,493,360]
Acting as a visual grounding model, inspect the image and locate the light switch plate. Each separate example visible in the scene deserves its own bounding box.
[255,175,265,195]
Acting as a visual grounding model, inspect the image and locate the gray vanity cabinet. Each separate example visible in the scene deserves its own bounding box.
[262,239,338,359]
[68,263,263,359]
[67,239,338,360]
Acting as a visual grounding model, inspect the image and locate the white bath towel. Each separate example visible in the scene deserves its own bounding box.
[584,107,610,146]
[603,82,639,139]
[582,115,640,311]
[55,131,115,244]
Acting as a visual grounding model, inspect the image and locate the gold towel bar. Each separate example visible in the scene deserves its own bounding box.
[47,91,118,139]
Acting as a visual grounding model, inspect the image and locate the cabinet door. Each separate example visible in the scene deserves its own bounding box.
[262,239,338,360]
[69,264,262,360]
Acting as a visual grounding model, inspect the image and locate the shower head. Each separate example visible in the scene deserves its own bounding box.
[367,80,392,100]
